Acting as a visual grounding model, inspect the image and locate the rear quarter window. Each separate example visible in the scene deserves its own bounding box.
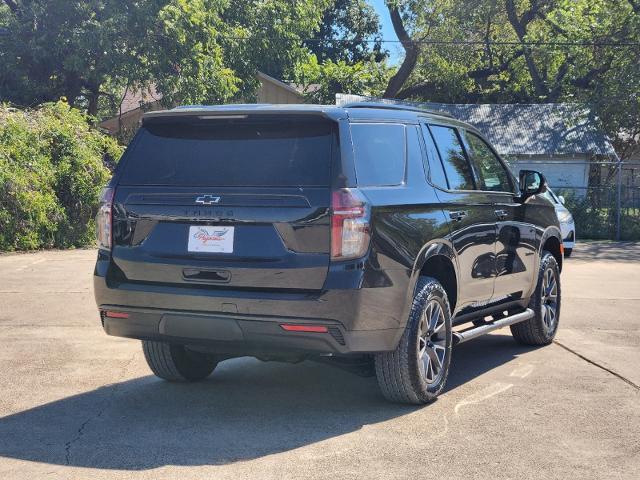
[350,123,406,186]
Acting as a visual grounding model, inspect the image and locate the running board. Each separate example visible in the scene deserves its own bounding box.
[452,308,534,345]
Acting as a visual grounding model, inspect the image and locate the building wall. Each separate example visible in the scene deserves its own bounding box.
[99,101,162,137]
[100,77,304,138]
[509,156,590,190]
[257,77,304,104]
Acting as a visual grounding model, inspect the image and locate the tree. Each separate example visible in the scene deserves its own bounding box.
[295,54,393,103]
[0,0,330,118]
[379,0,639,160]
[220,0,332,96]
[0,101,122,250]
[305,0,386,63]
[381,1,639,103]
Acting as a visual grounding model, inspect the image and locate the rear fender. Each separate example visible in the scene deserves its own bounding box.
[397,240,459,332]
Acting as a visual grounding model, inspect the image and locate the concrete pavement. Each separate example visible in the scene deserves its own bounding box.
[0,243,638,479]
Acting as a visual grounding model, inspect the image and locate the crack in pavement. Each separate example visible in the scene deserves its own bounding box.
[63,351,139,465]
[553,340,640,391]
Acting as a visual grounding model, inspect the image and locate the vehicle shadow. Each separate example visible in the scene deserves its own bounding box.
[0,334,534,470]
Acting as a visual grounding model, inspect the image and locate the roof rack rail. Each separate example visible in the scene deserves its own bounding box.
[343,101,454,118]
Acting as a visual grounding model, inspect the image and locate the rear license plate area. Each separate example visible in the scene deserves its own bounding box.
[187,226,234,253]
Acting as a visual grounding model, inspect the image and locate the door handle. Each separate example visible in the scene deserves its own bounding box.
[449,210,468,222]
[494,209,508,220]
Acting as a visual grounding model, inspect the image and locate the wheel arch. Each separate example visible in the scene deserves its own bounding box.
[404,241,459,320]
[540,227,563,272]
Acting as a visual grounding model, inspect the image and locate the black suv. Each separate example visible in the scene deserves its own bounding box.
[94,103,563,404]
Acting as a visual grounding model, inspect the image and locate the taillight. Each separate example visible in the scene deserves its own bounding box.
[331,188,370,260]
[96,187,114,250]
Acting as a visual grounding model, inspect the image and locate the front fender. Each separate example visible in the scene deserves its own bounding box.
[540,225,563,271]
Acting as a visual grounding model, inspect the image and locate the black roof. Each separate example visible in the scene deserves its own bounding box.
[143,102,461,127]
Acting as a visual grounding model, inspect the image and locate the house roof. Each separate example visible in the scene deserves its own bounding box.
[111,72,302,118]
[336,94,616,157]
[118,85,163,116]
[256,71,304,97]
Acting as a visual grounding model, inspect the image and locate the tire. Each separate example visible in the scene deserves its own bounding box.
[564,248,572,258]
[510,251,561,345]
[142,340,218,382]
[375,277,453,405]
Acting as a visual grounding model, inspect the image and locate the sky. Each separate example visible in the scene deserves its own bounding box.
[369,0,402,64]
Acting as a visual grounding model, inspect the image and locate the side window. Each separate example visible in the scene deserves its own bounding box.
[351,123,406,186]
[428,125,475,190]
[463,131,512,192]
[419,124,448,189]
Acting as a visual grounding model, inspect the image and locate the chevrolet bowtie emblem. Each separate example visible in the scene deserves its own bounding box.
[195,195,221,205]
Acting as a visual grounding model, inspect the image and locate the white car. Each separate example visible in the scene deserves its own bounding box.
[545,188,576,257]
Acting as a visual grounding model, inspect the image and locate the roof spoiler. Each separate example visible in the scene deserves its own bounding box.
[142,105,345,124]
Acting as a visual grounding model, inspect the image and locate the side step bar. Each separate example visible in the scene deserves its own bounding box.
[452,308,534,345]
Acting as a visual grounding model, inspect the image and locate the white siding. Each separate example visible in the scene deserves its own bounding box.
[511,157,590,189]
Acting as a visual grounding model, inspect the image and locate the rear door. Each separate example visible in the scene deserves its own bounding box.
[111,116,337,291]
[421,123,497,309]
[459,129,537,300]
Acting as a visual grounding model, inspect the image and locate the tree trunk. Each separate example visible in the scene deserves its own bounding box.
[505,0,549,99]
[383,5,419,99]
[87,92,99,117]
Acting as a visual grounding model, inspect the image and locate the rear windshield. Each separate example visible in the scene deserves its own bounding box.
[119,119,334,187]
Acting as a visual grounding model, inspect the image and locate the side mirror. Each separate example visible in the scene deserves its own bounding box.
[519,170,547,198]
[557,195,565,205]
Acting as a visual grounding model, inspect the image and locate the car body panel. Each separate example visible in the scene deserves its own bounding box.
[543,188,575,249]
[94,103,563,356]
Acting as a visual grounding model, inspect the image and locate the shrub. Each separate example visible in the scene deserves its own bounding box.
[560,189,640,241]
[0,102,123,251]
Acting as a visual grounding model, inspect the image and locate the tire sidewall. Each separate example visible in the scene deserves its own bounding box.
[407,278,453,401]
[530,252,561,341]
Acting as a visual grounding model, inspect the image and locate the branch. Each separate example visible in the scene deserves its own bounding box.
[383,4,419,98]
[541,15,569,36]
[467,49,524,80]
[547,61,571,102]
[396,81,437,100]
[505,0,548,98]
[571,59,613,90]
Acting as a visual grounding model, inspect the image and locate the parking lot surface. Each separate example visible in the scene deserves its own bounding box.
[0,242,639,479]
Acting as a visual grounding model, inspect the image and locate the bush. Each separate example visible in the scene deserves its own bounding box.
[560,189,640,241]
[561,193,613,240]
[0,102,122,251]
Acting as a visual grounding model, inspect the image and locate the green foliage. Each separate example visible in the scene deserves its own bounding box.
[0,0,330,118]
[295,54,393,103]
[382,1,639,152]
[560,189,640,241]
[562,193,614,240]
[305,0,386,63]
[220,0,332,98]
[151,0,239,106]
[0,102,122,251]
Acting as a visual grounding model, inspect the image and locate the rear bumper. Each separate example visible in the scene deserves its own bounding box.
[94,256,410,355]
[99,306,402,355]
